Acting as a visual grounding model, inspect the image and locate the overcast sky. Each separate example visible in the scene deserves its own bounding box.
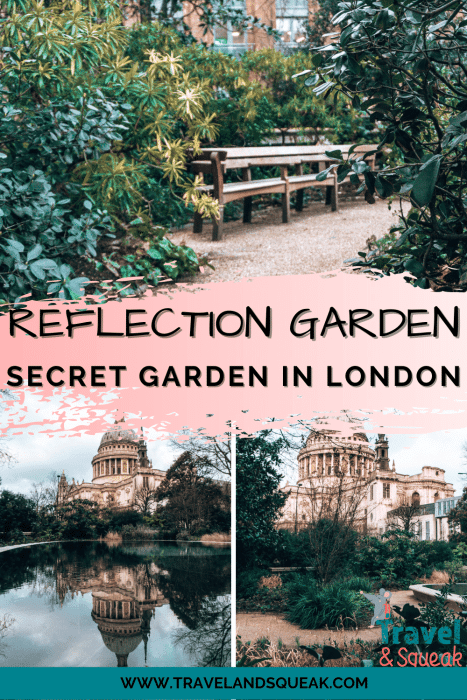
[277,425,467,496]
[1,394,467,498]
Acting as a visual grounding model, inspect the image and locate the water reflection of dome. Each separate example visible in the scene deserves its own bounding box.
[100,630,143,667]
[92,598,145,667]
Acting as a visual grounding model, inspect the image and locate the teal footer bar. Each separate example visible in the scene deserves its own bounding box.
[0,667,465,699]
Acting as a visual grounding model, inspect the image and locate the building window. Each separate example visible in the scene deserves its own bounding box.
[212,0,251,56]
[275,0,307,45]
[383,483,390,499]
[426,521,430,540]
[412,491,420,506]
[143,476,149,489]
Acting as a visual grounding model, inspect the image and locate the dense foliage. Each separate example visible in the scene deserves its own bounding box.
[236,431,288,568]
[130,26,374,148]
[301,0,467,290]
[0,489,36,535]
[0,1,219,303]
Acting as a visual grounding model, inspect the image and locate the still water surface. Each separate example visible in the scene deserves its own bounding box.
[0,541,231,667]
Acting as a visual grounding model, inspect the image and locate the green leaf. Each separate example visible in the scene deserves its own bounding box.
[300,646,320,661]
[311,54,323,68]
[26,244,43,262]
[6,239,24,253]
[30,259,59,280]
[322,646,343,661]
[375,176,394,198]
[404,258,424,277]
[412,157,441,206]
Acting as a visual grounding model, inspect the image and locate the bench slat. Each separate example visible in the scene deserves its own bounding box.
[198,144,378,159]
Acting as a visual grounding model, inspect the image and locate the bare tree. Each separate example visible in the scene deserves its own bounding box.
[387,495,421,533]
[169,430,231,479]
[300,464,368,582]
[133,485,159,516]
[29,471,62,513]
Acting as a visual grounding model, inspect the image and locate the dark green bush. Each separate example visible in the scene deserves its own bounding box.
[107,510,143,531]
[236,568,266,600]
[286,579,373,630]
[274,529,311,567]
[419,539,453,568]
[353,531,429,587]
[0,491,37,535]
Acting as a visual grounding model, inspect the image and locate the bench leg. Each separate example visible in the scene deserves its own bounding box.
[212,205,224,241]
[294,164,304,212]
[295,190,304,212]
[282,181,290,223]
[193,211,203,234]
[325,186,332,206]
[243,197,253,223]
[331,177,338,212]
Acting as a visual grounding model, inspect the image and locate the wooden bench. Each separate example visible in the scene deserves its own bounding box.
[189,145,378,240]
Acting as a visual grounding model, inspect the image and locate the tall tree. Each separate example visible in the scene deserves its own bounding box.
[155,451,230,533]
[300,466,367,582]
[449,487,467,542]
[0,490,37,534]
[236,430,288,567]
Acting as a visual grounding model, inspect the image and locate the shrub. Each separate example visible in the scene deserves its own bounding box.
[305,518,359,583]
[353,531,429,587]
[273,529,311,567]
[286,579,373,630]
[108,510,143,531]
[0,4,219,303]
[419,539,453,568]
[237,568,266,600]
[120,524,156,540]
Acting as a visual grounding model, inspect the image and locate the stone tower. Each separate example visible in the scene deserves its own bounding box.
[374,434,391,471]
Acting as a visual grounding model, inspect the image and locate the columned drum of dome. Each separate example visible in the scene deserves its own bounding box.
[297,431,375,483]
[92,427,139,485]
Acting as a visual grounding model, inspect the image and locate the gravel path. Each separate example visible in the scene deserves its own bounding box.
[237,590,416,646]
[171,198,405,283]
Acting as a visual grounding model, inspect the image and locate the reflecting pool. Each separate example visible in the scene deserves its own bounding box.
[0,541,231,667]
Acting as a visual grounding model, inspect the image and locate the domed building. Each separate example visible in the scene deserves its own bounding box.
[57,418,166,510]
[279,430,456,539]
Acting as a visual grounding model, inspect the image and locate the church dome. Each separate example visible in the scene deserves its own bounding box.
[100,427,138,447]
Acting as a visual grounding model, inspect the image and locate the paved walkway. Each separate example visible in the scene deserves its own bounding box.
[0,541,58,554]
[171,198,408,283]
[237,590,416,646]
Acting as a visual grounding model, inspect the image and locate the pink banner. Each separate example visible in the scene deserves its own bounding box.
[1,271,465,436]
